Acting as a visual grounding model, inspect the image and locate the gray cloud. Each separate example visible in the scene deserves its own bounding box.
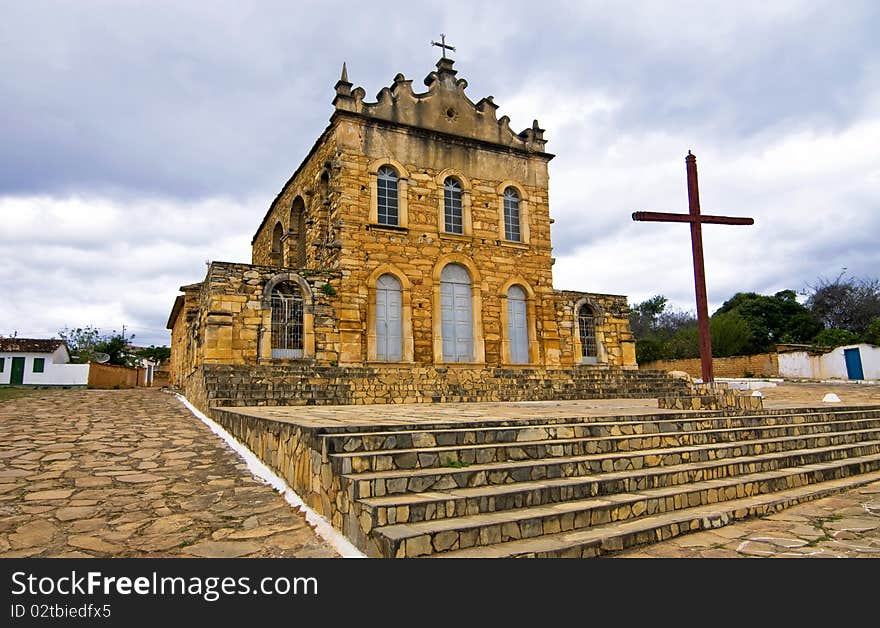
[1,1,878,345]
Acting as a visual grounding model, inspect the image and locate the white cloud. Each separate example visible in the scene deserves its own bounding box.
[0,194,256,345]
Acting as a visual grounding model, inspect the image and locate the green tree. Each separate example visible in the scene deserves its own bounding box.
[58,326,136,366]
[58,326,102,363]
[95,331,137,367]
[813,328,862,348]
[709,310,752,357]
[867,318,880,346]
[134,345,171,364]
[715,290,821,353]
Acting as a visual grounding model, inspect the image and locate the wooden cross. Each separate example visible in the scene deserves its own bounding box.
[632,151,754,384]
[431,33,456,58]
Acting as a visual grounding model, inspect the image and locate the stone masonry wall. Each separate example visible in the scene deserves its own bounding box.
[185,363,689,409]
[252,134,341,270]
[191,262,342,367]
[641,353,779,379]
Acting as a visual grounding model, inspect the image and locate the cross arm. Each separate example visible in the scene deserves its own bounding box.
[632,211,754,226]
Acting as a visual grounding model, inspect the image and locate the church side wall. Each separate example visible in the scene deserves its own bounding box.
[555,291,637,369]
[193,262,342,367]
[251,137,340,269]
[169,289,201,388]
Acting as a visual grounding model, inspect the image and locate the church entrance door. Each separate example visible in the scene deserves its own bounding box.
[440,264,473,362]
[507,285,528,364]
[376,274,403,361]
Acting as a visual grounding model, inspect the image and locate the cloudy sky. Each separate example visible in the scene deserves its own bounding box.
[2,1,878,346]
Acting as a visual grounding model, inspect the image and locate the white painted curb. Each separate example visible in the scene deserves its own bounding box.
[174,393,366,558]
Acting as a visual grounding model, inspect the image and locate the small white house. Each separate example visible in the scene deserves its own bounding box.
[0,338,90,386]
[778,343,880,381]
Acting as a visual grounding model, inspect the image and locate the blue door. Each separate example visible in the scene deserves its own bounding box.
[844,348,864,380]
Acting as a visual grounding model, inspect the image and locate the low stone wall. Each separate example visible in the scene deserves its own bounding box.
[641,353,779,379]
[185,363,691,409]
[658,385,764,412]
[87,363,142,389]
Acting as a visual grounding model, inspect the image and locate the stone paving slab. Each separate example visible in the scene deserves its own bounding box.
[0,388,337,558]
[224,382,880,429]
[614,478,880,558]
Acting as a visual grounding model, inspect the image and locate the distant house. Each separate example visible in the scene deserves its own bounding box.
[777,343,880,381]
[0,338,90,386]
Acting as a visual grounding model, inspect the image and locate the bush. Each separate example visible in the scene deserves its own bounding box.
[866,318,880,346]
[813,328,862,348]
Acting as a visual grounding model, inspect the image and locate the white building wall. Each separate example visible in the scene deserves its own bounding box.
[777,351,814,379]
[0,351,89,386]
[778,344,880,381]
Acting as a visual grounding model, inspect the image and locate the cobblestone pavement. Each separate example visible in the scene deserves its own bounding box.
[759,381,880,408]
[614,479,880,558]
[0,388,337,558]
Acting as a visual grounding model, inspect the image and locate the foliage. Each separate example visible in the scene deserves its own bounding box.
[631,290,816,361]
[867,318,880,346]
[59,326,137,367]
[630,295,698,363]
[714,290,821,353]
[319,282,337,297]
[58,326,102,363]
[709,310,753,357]
[629,295,668,339]
[812,328,862,349]
[134,345,171,364]
[805,272,880,336]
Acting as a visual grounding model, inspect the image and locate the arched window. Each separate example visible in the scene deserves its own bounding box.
[507,285,528,364]
[271,281,304,358]
[289,197,306,267]
[271,222,284,266]
[440,263,473,362]
[375,274,403,361]
[503,187,521,242]
[578,304,598,360]
[444,177,463,234]
[377,166,399,226]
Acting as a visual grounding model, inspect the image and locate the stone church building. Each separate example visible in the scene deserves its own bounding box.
[168,56,640,409]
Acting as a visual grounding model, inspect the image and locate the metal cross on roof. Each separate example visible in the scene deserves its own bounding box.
[431,33,456,58]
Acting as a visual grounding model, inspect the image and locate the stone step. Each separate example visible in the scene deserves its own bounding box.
[358,440,880,525]
[346,429,880,497]
[327,418,880,458]
[322,408,880,452]
[432,469,880,558]
[334,425,880,474]
[372,453,880,557]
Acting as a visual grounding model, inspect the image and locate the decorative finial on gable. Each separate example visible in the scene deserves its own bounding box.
[333,61,357,111]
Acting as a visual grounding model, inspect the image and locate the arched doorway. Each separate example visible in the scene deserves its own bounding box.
[376,274,403,361]
[507,285,528,364]
[440,263,473,362]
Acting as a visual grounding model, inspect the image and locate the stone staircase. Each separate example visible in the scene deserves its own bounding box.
[319,406,880,557]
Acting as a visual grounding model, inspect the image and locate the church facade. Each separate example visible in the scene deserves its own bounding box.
[168,57,637,406]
